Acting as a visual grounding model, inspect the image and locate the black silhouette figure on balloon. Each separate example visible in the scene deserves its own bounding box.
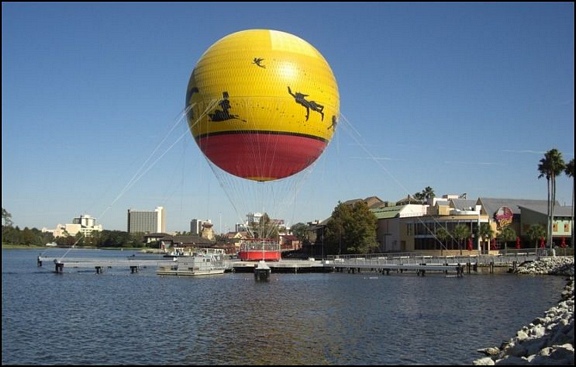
[208,92,245,122]
[287,86,324,121]
[252,57,266,68]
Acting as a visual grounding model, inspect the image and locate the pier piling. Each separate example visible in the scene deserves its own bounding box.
[54,260,64,273]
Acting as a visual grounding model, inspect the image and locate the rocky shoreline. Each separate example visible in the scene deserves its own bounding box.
[473,256,574,365]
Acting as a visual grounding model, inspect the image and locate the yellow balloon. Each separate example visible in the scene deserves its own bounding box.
[186,29,339,182]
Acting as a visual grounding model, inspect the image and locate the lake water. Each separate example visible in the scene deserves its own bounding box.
[1,248,569,365]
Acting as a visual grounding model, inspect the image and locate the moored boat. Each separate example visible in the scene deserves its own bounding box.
[238,239,281,261]
[156,249,228,276]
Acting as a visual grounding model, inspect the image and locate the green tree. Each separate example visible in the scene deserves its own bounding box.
[74,232,84,247]
[2,208,13,227]
[324,201,377,255]
[452,223,470,255]
[128,232,145,248]
[97,230,134,248]
[565,158,574,248]
[290,222,309,243]
[19,227,41,246]
[88,231,102,247]
[525,224,546,248]
[538,148,565,249]
[257,213,279,241]
[2,225,20,245]
[246,213,278,240]
[497,226,517,250]
[56,233,79,247]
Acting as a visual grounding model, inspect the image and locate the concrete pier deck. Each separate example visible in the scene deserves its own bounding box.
[37,252,540,276]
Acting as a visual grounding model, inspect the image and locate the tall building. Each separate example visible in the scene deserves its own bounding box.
[127,206,165,233]
[190,219,201,235]
[190,219,211,235]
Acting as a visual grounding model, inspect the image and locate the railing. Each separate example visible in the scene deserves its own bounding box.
[326,251,540,267]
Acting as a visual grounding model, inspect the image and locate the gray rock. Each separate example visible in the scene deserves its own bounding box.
[472,257,574,365]
[494,355,530,365]
[473,356,496,365]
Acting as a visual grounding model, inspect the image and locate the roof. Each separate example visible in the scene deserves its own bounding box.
[226,231,248,239]
[518,204,573,217]
[160,234,215,245]
[449,199,478,211]
[371,204,427,219]
[342,196,387,209]
[395,195,422,205]
[371,206,403,219]
[478,198,556,216]
[144,232,171,238]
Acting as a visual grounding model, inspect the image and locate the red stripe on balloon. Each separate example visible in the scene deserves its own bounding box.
[196,133,328,181]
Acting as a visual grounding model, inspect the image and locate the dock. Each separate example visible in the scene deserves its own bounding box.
[37,252,540,276]
[325,252,541,276]
[231,259,329,273]
[37,255,182,274]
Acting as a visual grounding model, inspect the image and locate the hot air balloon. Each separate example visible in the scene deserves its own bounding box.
[185,29,340,255]
[186,29,339,182]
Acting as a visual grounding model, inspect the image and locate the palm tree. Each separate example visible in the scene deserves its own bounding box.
[565,158,574,248]
[526,224,547,249]
[497,226,517,252]
[414,186,435,203]
[435,226,450,255]
[452,223,470,255]
[478,222,494,254]
[537,148,565,249]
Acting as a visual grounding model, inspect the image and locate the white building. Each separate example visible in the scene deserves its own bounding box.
[43,214,103,238]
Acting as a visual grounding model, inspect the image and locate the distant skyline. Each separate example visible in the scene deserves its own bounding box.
[2,2,574,233]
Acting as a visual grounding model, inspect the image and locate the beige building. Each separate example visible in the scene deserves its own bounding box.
[373,195,572,256]
[127,206,165,233]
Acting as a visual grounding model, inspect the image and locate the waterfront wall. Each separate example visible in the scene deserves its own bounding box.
[473,256,574,365]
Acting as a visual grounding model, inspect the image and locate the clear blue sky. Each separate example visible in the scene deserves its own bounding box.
[2,2,574,234]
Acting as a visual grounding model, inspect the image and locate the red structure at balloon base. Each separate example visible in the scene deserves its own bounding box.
[238,240,281,262]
